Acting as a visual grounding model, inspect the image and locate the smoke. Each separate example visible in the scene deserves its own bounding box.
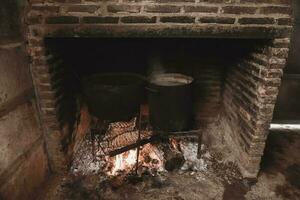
[147,52,165,80]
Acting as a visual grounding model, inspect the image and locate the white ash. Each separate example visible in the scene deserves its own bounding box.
[70,137,106,176]
[180,141,208,172]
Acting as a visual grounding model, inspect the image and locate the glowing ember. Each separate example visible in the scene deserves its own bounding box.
[106,144,165,176]
[139,144,165,173]
[71,118,203,177]
[109,149,137,175]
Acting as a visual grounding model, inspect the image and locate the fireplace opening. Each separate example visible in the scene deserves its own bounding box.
[44,38,274,180]
[45,38,269,126]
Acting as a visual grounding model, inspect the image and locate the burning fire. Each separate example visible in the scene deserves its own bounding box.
[71,117,167,177]
[107,144,165,176]
[109,150,137,175]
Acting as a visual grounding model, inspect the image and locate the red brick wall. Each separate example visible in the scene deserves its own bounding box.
[222,38,290,177]
[25,0,293,177]
[25,0,293,38]
[27,0,292,26]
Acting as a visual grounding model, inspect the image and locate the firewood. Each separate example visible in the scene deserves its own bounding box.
[161,142,185,171]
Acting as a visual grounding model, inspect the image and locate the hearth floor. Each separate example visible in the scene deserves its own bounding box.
[36,128,300,200]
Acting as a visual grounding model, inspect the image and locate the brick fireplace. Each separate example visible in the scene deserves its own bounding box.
[25,0,293,178]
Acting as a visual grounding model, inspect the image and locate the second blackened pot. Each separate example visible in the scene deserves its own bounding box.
[83,73,145,122]
[148,73,194,131]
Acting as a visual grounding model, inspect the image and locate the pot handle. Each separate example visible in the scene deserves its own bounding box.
[145,87,159,93]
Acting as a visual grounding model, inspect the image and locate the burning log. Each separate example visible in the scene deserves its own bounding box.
[96,116,200,163]
[108,135,158,157]
[100,117,152,155]
[110,118,136,129]
[107,130,200,157]
[110,130,138,149]
[103,118,136,143]
[108,130,152,152]
[161,140,185,171]
[105,118,137,140]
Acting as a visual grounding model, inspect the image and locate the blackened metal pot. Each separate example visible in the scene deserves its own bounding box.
[83,73,145,121]
[148,73,194,131]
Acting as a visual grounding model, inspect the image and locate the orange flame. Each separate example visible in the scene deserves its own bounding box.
[107,144,164,176]
[109,150,137,175]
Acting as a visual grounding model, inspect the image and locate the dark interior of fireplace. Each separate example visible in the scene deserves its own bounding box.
[42,39,281,189]
[45,38,270,136]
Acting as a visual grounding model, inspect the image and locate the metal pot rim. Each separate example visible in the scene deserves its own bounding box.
[150,73,194,86]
